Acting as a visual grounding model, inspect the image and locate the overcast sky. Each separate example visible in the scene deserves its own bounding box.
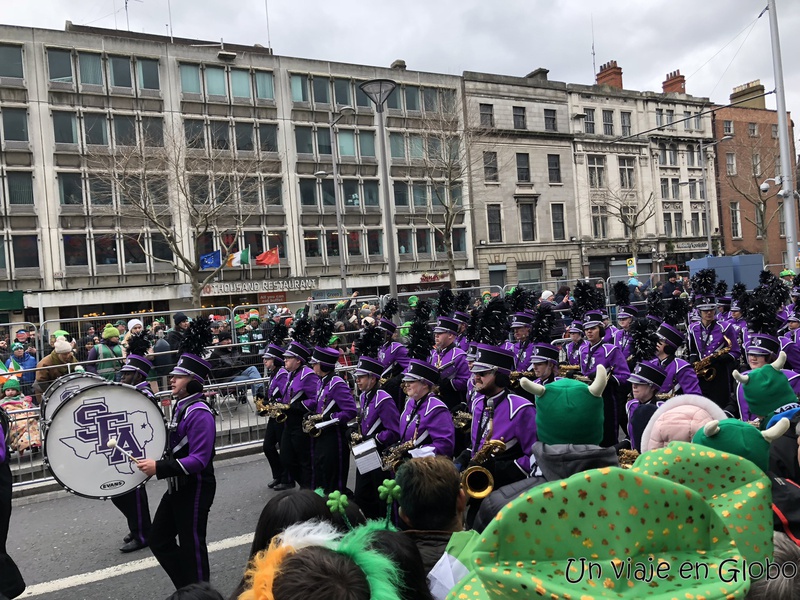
[4,0,800,144]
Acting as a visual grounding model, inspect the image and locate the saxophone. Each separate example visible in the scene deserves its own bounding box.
[302,413,324,437]
[349,416,363,447]
[452,410,473,432]
[381,439,416,472]
[461,398,507,499]
[693,336,731,382]
[509,371,535,389]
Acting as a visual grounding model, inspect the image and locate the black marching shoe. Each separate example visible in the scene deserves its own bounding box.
[272,481,295,491]
[267,478,280,489]
[120,538,148,553]
[123,533,133,544]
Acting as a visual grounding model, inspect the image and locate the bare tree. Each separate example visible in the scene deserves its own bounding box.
[588,187,657,263]
[88,124,272,305]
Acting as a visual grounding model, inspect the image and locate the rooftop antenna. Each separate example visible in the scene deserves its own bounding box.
[167,0,174,42]
[591,14,597,80]
[125,0,142,31]
[264,0,273,51]
[113,0,118,29]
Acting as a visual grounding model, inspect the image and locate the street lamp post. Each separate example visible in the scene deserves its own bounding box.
[315,106,355,297]
[359,79,398,298]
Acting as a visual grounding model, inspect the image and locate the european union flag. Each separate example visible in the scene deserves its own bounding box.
[200,250,222,270]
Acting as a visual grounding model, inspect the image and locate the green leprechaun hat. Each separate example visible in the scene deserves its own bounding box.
[444,466,751,599]
[632,441,773,567]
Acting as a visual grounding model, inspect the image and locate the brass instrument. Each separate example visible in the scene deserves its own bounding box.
[618,448,640,469]
[461,398,506,499]
[381,439,416,471]
[509,371,535,388]
[261,403,289,423]
[453,410,473,432]
[255,395,269,415]
[302,413,324,437]
[693,336,732,382]
[558,364,581,377]
[349,416,363,447]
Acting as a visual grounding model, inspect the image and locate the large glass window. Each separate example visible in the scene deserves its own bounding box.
[386,88,401,110]
[325,230,340,257]
[488,205,502,242]
[255,71,274,100]
[520,203,536,241]
[409,135,424,159]
[114,115,137,146]
[48,49,73,83]
[180,64,201,94]
[393,181,408,207]
[359,131,375,157]
[312,77,330,104]
[355,85,370,108]
[422,88,438,112]
[7,172,33,205]
[413,182,427,207]
[317,128,332,155]
[321,179,335,206]
[397,230,411,255]
[205,66,226,96]
[12,236,38,269]
[78,52,102,85]
[452,228,466,252]
[299,179,317,206]
[244,231,263,255]
[152,233,173,262]
[363,181,379,206]
[587,155,605,188]
[235,122,253,152]
[59,173,83,205]
[185,119,205,149]
[264,179,282,206]
[0,45,23,79]
[268,233,287,258]
[618,157,635,188]
[551,203,565,240]
[64,235,88,266]
[389,133,405,159]
[53,112,78,144]
[94,234,118,265]
[89,177,113,205]
[291,74,309,102]
[122,234,146,264]
[347,232,361,256]
[137,59,159,90]
[296,126,314,154]
[230,69,251,99]
[84,113,107,145]
[259,124,278,152]
[2,108,27,142]
[416,229,430,255]
[337,130,356,157]
[405,86,420,111]
[109,56,132,88]
[304,230,322,257]
[367,230,382,256]
[210,121,229,150]
[334,78,351,106]
[343,180,359,206]
[141,117,163,146]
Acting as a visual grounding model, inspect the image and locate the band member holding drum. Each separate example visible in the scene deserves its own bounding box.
[352,355,401,519]
[137,319,216,589]
[399,360,455,458]
[113,333,154,553]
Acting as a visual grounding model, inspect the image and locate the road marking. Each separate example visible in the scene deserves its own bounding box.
[20,533,252,598]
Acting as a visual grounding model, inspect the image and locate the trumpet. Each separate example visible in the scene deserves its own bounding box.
[302,413,324,437]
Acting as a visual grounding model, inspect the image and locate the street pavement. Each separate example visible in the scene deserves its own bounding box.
[7,452,294,600]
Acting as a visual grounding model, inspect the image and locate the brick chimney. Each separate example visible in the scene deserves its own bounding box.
[662,70,685,94]
[596,60,623,89]
[730,80,766,109]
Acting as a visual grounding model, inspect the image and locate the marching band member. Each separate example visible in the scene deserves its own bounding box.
[625,362,668,451]
[398,360,455,458]
[351,355,400,519]
[259,334,292,491]
[427,316,469,411]
[508,312,534,371]
[652,322,702,396]
[780,312,800,371]
[375,298,409,408]
[613,305,638,362]
[528,342,561,385]
[737,333,800,422]
[565,321,586,366]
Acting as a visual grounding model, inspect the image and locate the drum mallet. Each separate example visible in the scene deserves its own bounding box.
[106,438,140,464]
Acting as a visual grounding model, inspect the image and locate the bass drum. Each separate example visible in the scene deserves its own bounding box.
[43,382,167,499]
[41,372,106,421]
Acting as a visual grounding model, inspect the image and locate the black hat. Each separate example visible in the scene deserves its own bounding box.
[284,341,311,362]
[656,323,684,349]
[433,316,460,334]
[170,353,212,383]
[745,333,780,356]
[173,311,189,326]
[528,343,560,364]
[617,306,639,319]
[583,310,604,329]
[695,295,717,311]
[310,346,339,369]
[378,318,397,334]
[264,343,285,363]
[628,362,667,388]
[471,344,515,374]
[453,311,470,324]
[354,356,383,377]
[510,312,534,328]
[121,354,153,378]
[402,359,440,385]
[466,342,479,361]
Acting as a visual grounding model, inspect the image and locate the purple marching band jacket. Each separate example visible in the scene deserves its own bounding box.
[134,380,156,401]
[645,356,702,396]
[687,320,742,361]
[579,341,630,386]
[565,340,587,366]
[267,367,290,402]
[357,387,400,449]
[285,364,320,416]
[155,391,216,483]
[511,340,535,372]
[612,328,633,361]
[466,377,483,414]
[470,389,536,476]
[311,372,357,425]
[427,345,470,408]
[736,369,800,422]
[377,341,410,378]
[399,393,455,457]
[781,329,800,371]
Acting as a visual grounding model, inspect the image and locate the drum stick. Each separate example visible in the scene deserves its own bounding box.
[106,438,140,464]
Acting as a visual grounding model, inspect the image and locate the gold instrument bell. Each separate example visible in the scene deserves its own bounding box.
[461,396,506,499]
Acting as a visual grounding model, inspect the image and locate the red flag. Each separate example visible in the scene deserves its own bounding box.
[256,247,280,266]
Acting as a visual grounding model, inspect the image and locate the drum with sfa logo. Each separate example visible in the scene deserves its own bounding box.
[43,382,167,498]
[40,372,106,421]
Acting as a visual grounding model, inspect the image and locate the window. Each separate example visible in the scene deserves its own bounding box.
[114,115,137,146]
[334,78,351,106]
[389,133,405,160]
[259,123,278,152]
[602,110,614,135]
[122,234,146,264]
[53,111,77,144]
[487,205,502,242]
[230,69,251,99]
[393,181,408,207]
[57,174,81,205]
[730,202,741,238]
[312,77,330,104]
[664,214,673,237]
[2,108,27,142]
[422,88,438,112]
[666,110,674,127]
[748,122,758,137]
[695,112,703,130]
[343,180,359,206]
[325,231,340,257]
[588,155,605,188]
[64,235,88,266]
[235,122,253,152]
[772,124,779,138]
[269,233,287,259]
[780,202,786,236]
[658,143,667,165]
[755,206,764,237]
[544,109,557,131]
[299,179,317,206]
[591,205,607,238]
[416,229,430,255]
[255,72,274,100]
[48,49,73,83]
[619,157,635,188]
[141,117,163,146]
[513,106,526,130]
[359,131,375,157]
[483,152,498,182]
[397,230,412,255]
[320,179,335,206]
[684,111,691,131]
[686,144,696,167]
[408,135,424,159]
[479,104,494,128]
[516,153,530,182]
[671,178,680,199]
[84,113,107,145]
[137,59,159,90]
[89,177,113,205]
[78,53,102,85]
[316,128,331,155]
[109,56,131,88]
[7,172,33,205]
[543,154,561,184]
[404,86,420,112]
[520,202,536,241]
[355,85,371,108]
[584,109,595,134]
[452,228,466,253]
[551,203,565,240]
[723,120,734,135]
[386,88,401,110]
[688,180,698,200]
[691,213,700,237]
[622,205,636,237]
[338,130,356,157]
[656,109,664,128]
[12,236,38,269]
[347,232,362,256]
[264,179,282,206]
[367,230,383,256]
[180,64,201,94]
[413,182,427,207]
[434,230,446,253]
[621,111,631,136]
[205,66,226,96]
[752,153,762,177]
[363,181,379,206]
[427,137,441,162]
[208,121,227,150]
[303,231,322,258]
[660,178,669,198]
[185,119,205,149]
[0,45,23,79]
[726,153,736,175]
[94,234,118,265]
[699,180,706,200]
[668,144,677,165]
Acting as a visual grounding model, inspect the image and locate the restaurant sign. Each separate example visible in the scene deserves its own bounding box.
[202,278,318,296]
